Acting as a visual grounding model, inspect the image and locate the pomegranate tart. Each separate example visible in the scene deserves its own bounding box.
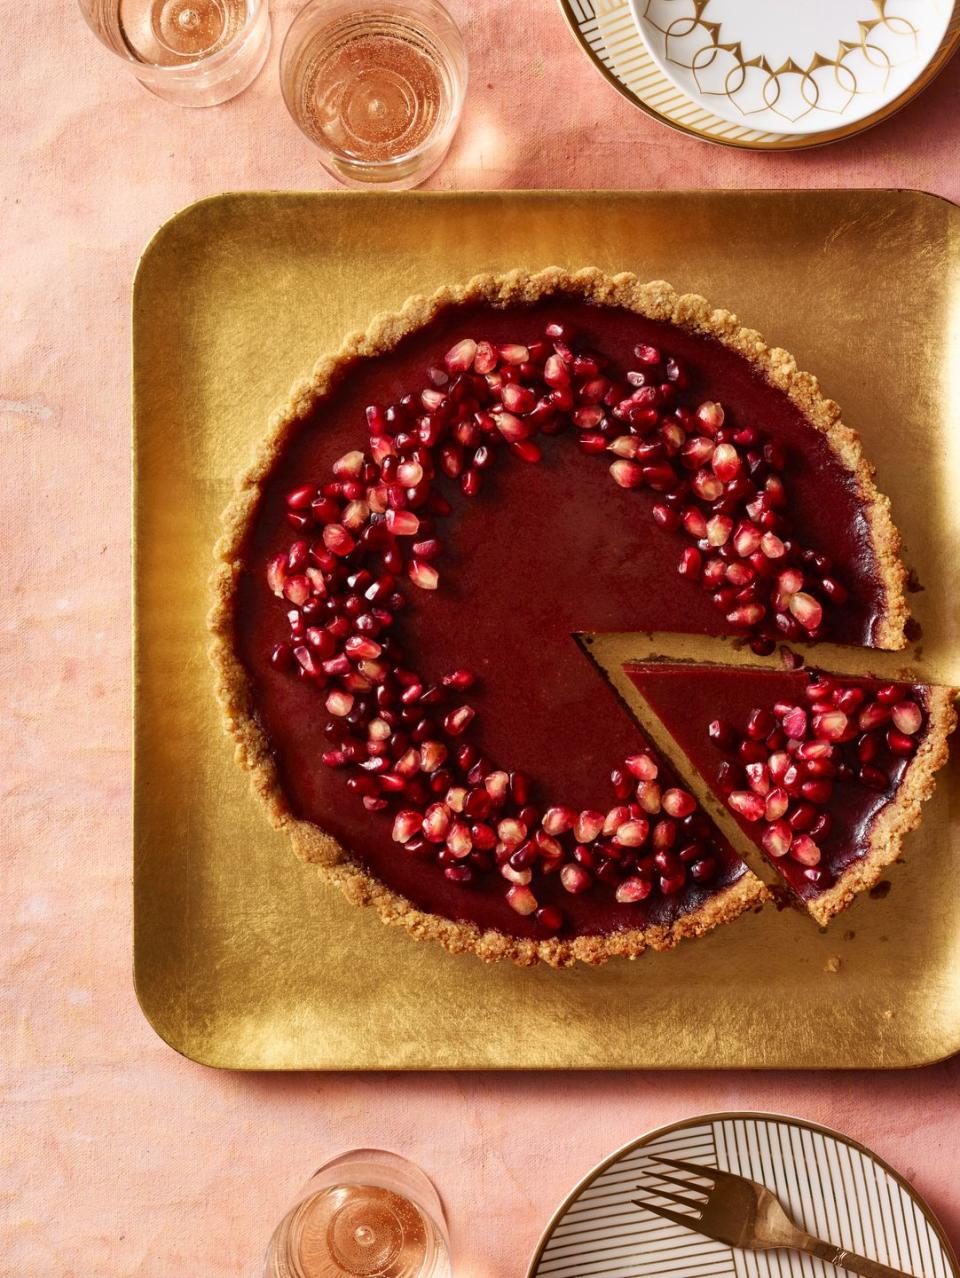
[624,663,956,926]
[210,269,926,967]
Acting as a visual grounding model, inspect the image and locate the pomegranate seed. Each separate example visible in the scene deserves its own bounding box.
[727,791,765,822]
[384,509,420,536]
[780,706,807,740]
[506,885,538,915]
[760,531,786,558]
[484,771,509,802]
[696,401,724,432]
[662,788,696,818]
[801,778,833,806]
[282,574,310,606]
[634,781,660,814]
[886,728,916,756]
[692,469,724,502]
[323,524,355,557]
[813,709,848,742]
[444,338,477,373]
[678,547,702,579]
[891,700,922,735]
[286,484,316,510]
[444,705,475,736]
[733,522,762,557]
[392,810,422,843]
[745,762,770,796]
[706,514,733,547]
[510,440,541,464]
[446,821,473,858]
[408,559,438,590]
[616,876,653,904]
[497,818,527,848]
[614,818,649,847]
[791,834,821,866]
[325,689,354,717]
[609,459,644,489]
[859,702,891,731]
[765,787,789,821]
[682,507,708,538]
[442,669,475,691]
[876,684,905,704]
[542,805,576,835]
[711,442,741,482]
[498,342,529,365]
[266,555,288,596]
[789,591,823,631]
[625,753,658,780]
[561,863,592,894]
[333,450,365,479]
[762,820,793,858]
[575,810,604,843]
[787,802,817,831]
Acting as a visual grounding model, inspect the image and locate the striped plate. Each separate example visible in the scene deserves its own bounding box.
[556,0,960,150]
[528,1113,959,1278]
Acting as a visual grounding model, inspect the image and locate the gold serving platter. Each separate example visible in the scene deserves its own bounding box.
[133,189,960,1070]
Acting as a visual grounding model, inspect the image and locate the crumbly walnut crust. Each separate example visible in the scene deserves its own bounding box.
[209,269,914,966]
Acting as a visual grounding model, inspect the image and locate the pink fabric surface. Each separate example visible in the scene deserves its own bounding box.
[2,2,960,1273]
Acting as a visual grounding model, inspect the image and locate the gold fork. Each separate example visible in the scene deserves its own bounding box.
[633,1156,923,1278]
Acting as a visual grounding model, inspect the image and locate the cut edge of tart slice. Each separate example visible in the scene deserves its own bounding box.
[620,658,957,927]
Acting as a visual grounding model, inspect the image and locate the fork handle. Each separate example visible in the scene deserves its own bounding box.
[804,1238,922,1278]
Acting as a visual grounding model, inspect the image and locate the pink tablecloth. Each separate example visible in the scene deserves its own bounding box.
[3,2,959,1273]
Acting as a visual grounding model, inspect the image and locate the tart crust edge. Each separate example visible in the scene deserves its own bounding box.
[209,267,910,966]
[805,685,957,927]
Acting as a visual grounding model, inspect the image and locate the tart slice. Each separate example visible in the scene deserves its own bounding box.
[623,662,956,924]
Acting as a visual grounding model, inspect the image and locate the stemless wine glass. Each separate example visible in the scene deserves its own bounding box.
[279,0,467,190]
[263,1150,450,1278]
[77,0,271,106]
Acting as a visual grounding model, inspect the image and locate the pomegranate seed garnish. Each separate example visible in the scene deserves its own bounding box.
[762,820,793,858]
[765,787,789,821]
[696,401,724,432]
[384,508,420,536]
[614,818,649,847]
[706,514,733,547]
[542,805,576,835]
[506,885,538,915]
[727,791,765,822]
[760,531,786,558]
[678,547,702,579]
[789,591,823,631]
[812,709,848,741]
[286,484,315,509]
[323,524,355,557]
[444,338,478,373]
[282,574,311,606]
[446,822,473,858]
[561,863,592,894]
[575,810,605,843]
[887,729,917,756]
[266,555,288,596]
[791,834,821,866]
[392,810,422,843]
[510,440,542,464]
[498,343,529,365]
[444,705,475,736]
[891,700,922,735]
[745,762,770,796]
[727,603,765,627]
[333,450,365,478]
[408,559,438,590]
[859,764,889,791]
[325,689,354,717]
[501,863,532,886]
[616,877,653,904]
[859,702,891,731]
[625,753,658,780]
[692,469,724,502]
[661,788,696,818]
[636,781,661,814]
[609,459,644,489]
[473,340,497,374]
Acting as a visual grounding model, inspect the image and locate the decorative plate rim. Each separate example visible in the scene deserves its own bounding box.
[525,1109,960,1278]
[629,0,954,137]
[556,0,960,151]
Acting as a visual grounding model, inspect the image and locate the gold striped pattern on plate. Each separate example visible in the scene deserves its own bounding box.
[529,1114,959,1278]
[557,0,960,151]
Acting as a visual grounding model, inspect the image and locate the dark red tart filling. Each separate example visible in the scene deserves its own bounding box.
[233,299,894,938]
[623,663,931,904]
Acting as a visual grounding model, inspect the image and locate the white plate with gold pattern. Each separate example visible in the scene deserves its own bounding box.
[631,0,953,135]
[527,1113,959,1278]
[557,0,960,149]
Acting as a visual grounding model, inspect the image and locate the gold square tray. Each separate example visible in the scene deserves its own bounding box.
[133,189,960,1070]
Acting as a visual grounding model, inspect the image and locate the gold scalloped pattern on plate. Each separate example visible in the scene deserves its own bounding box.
[637,0,953,132]
[557,0,960,150]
